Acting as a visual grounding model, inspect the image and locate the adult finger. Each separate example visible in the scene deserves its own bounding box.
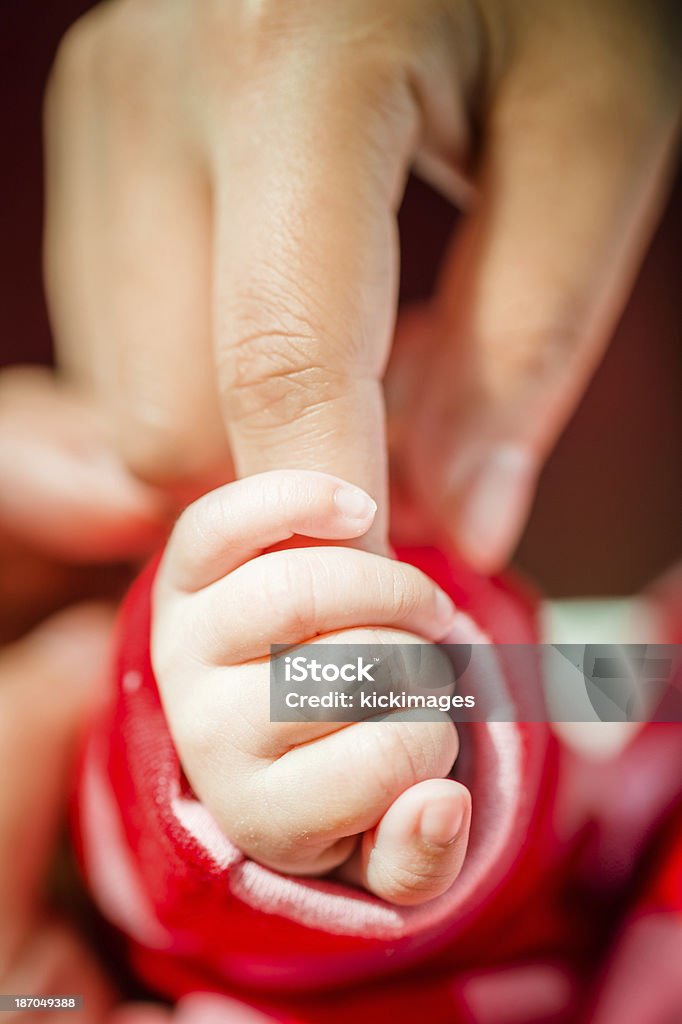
[160,470,377,592]
[407,3,681,570]
[186,547,459,663]
[209,26,424,553]
[0,604,115,966]
[44,7,231,496]
[0,367,166,561]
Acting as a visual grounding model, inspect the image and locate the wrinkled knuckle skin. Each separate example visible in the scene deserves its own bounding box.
[217,270,355,431]
[259,554,318,640]
[380,720,457,793]
[386,563,424,625]
[373,852,453,905]
[480,295,587,399]
[505,322,580,386]
[218,322,343,433]
[411,718,459,779]
[180,490,232,564]
[370,725,423,798]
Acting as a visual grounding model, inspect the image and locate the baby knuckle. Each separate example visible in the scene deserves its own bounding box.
[370,724,424,795]
[227,812,280,857]
[390,720,456,786]
[439,727,460,776]
[181,491,232,559]
[414,718,459,777]
[229,785,297,860]
[374,855,445,904]
[386,564,425,623]
[260,554,319,636]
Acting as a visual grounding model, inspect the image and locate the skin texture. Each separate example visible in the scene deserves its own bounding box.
[5,0,681,1004]
[0,619,272,1013]
[153,469,471,904]
[0,365,169,644]
[43,0,681,566]
[0,366,166,564]
[0,603,117,1022]
[0,366,276,1021]
[0,367,471,913]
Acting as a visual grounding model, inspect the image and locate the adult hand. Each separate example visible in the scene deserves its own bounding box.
[0,366,166,567]
[0,366,273,1020]
[0,364,133,1017]
[45,0,681,564]
[0,613,273,1023]
[0,604,117,1022]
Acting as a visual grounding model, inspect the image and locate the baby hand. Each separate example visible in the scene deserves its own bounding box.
[152,470,471,905]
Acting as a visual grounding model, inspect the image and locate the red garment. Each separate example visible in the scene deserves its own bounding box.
[579,807,682,1024]
[73,547,682,1023]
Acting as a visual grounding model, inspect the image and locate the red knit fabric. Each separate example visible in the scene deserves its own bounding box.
[73,547,682,1023]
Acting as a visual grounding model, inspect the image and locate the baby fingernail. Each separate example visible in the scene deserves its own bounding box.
[333,485,377,521]
[420,796,465,847]
[454,445,536,570]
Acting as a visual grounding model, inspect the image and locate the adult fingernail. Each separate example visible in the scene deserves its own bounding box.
[333,485,377,522]
[454,445,536,570]
[420,795,466,847]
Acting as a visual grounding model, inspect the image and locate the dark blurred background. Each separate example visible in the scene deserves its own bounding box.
[1,0,680,598]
